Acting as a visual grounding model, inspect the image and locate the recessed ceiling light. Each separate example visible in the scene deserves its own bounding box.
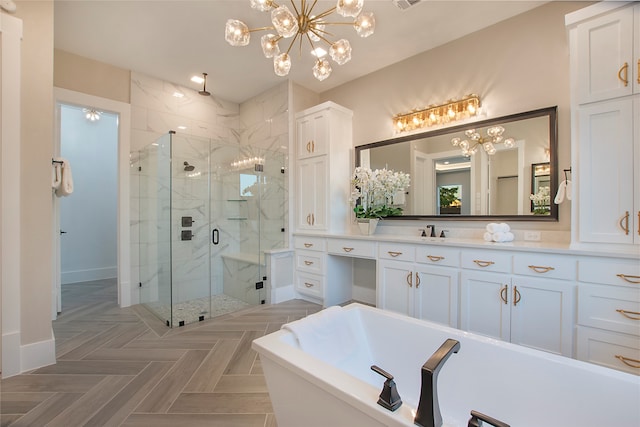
[173,91,185,98]
[191,75,205,84]
[177,125,187,130]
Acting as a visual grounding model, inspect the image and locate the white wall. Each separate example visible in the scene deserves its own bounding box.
[59,104,118,283]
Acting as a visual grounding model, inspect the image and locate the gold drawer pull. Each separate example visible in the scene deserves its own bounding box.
[638,211,640,236]
[638,59,640,84]
[304,260,314,266]
[619,211,630,235]
[415,272,421,288]
[500,285,508,304]
[427,255,444,262]
[616,309,640,320]
[342,247,354,253]
[388,251,403,257]
[406,272,413,288]
[473,260,495,268]
[617,62,629,86]
[513,286,521,306]
[617,274,640,284]
[615,355,640,368]
[304,282,314,288]
[303,243,313,248]
[528,265,555,274]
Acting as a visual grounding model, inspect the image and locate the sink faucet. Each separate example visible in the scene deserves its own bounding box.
[414,339,461,427]
[427,225,436,238]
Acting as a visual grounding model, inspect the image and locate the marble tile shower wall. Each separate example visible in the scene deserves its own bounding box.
[130,71,289,307]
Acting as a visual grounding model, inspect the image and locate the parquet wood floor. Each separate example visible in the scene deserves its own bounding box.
[0,279,321,426]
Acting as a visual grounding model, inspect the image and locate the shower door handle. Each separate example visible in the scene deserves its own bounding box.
[212,228,219,245]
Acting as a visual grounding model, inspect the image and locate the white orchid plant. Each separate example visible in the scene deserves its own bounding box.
[350,167,411,219]
[530,186,551,215]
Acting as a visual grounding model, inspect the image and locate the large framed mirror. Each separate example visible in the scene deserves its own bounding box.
[355,106,558,221]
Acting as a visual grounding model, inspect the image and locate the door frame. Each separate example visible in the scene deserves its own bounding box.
[53,88,131,319]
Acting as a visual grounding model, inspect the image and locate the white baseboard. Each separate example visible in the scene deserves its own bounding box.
[2,331,21,378]
[20,332,56,374]
[352,285,376,306]
[1,330,55,378]
[271,284,295,304]
[62,266,117,284]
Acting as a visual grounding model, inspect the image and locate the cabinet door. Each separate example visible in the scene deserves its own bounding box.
[634,5,640,95]
[576,6,634,103]
[297,157,327,230]
[377,260,413,317]
[578,98,635,244]
[510,276,574,357]
[296,111,328,159]
[414,265,459,328]
[460,271,510,341]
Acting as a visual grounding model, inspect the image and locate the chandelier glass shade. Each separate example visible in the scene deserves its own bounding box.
[451,126,515,157]
[225,0,376,81]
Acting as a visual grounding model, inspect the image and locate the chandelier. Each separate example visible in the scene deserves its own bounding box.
[451,126,515,156]
[82,108,101,122]
[224,0,376,81]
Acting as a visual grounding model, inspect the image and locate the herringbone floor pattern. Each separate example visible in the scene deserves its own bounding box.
[0,279,321,426]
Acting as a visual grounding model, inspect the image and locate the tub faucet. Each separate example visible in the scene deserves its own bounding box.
[414,338,461,427]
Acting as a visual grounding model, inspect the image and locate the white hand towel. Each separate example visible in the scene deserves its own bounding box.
[55,158,74,197]
[499,223,510,232]
[492,231,514,242]
[486,223,499,233]
[52,163,62,190]
[565,180,572,201]
[554,180,566,204]
[484,232,493,242]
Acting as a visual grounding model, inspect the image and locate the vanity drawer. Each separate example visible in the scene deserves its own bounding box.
[327,238,376,259]
[295,271,324,299]
[415,246,460,267]
[295,250,324,274]
[513,254,576,280]
[577,326,640,376]
[378,243,415,262]
[578,284,640,336]
[578,259,640,288]
[295,236,326,252]
[461,250,511,273]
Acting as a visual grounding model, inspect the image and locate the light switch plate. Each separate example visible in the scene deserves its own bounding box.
[524,231,541,241]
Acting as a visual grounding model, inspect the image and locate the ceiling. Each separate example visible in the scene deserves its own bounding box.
[53,1,549,104]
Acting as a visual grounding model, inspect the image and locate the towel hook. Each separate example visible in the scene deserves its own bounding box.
[563,167,571,182]
[52,158,64,165]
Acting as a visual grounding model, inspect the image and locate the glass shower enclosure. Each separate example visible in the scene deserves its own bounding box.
[136,132,285,327]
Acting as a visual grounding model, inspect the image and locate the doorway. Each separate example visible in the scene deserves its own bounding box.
[53,88,131,320]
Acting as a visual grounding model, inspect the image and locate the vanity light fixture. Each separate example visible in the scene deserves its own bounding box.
[451,126,515,157]
[393,94,480,133]
[224,0,376,81]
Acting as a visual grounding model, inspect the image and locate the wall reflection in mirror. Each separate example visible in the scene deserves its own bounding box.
[356,106,558,220]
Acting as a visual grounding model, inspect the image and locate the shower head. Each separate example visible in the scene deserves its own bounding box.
[198,72,211,96]
[183,161,195,172]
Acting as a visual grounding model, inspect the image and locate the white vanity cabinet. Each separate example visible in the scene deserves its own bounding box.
[377,243,459,328]
[568,2,640,247]
[295,102,352,233]
[576,258,640,375]
[460,252,575,356]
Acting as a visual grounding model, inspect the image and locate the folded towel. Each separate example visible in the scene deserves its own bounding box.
[492,231,514,243]
[554,180,567,204]
[54,158,74,197]
[487,223,510,233]
[499,223,510,232]
[486,223,499,233]
[282,306,358,366]
[565,180,572,201]
[484,232,493,242]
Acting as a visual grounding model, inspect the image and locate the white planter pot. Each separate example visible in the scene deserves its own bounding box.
[356,218,379,235]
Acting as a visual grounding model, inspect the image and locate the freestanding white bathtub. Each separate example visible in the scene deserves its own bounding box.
[252,303,640,427]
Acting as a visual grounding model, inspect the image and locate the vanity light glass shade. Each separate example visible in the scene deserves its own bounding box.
[313,58,332,81]
[261,34,280,58]
[272,5,299,38]
[329,39,352,65]
[225,19,250,46]
[274,53,292,76]
[354,12,375,37]
[336,0,363,17]
[394,95,481,133]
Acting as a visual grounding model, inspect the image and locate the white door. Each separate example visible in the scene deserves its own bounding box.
[460,270,510,341]
[414,265,459,328]
[377,260,413,317]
